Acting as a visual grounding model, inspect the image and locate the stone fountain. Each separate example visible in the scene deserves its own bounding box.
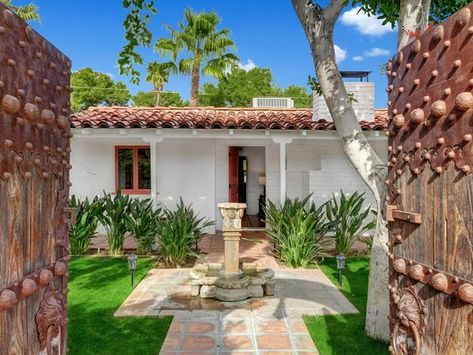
[190,203,275,301]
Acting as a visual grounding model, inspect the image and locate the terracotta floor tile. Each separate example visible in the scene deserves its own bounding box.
[181,335,216,351]
[160,334,180,352]
[223,319,250,334]
[292,334,317,350]
[287,319,308,333]
[187,321,217,334]
[223,335,253,350]
[255,320,287,333]
[256,334,291,350]
[168,320,185,333]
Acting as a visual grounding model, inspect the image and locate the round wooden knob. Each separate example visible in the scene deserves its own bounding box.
[41,109,55,124]
[393,258,407,274]
[2,94,21,115]
[21,279,37,297]
[54,262,66,276]
[456,8,471,28]
[430,273,448,292]
[411,39,421,53]
[393,114,405,128]
[57,116,69,129]
[409,264,424,280]
[24,103,39,121]
[433,25,444,41]
[455,92,473,111]
[431,100,447,118]
[458,283,473,304]
[0,289,17,310]
[410,108,424,124]
[39,269,53,285]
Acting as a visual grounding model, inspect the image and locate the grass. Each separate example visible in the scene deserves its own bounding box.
[68,256,172,355]
[304,257,388,355]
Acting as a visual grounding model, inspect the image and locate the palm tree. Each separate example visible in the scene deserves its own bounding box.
[146,61,176,106]
[155,9,239,106]
[0,0,40,22]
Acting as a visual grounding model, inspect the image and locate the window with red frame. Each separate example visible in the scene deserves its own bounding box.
[115,146,151,194]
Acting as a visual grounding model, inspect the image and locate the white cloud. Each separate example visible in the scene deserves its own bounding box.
[341,7,395,37]
[106,73,116,79]
[364,47,390,57]
[352,55,364,61]
[238,59,257,71]
[334,45,347,63]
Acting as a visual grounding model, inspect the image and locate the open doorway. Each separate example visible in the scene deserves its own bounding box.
[228,146,266,229]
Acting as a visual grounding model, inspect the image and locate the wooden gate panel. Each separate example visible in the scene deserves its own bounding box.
[386,3,473,354]
[0,4,72,354]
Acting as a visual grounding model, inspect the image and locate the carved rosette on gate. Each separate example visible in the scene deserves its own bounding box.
[0,4,73,354]
[385,4,473,355]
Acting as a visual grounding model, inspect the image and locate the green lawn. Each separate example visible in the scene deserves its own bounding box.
[304,257,388,355]
[68,256,172,355]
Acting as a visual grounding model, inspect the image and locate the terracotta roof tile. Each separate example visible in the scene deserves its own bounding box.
[70,106,388,131]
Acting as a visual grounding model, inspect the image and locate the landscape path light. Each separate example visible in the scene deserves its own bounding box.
[336,254,346,286]
[128,252,138,288]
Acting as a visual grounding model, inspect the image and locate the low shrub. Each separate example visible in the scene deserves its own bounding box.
[326,191,376,256]
[265,195,332,268]
[69,195,103,255]
[98,192,133,256]
[156,198,214,266]
[126,198,162,254]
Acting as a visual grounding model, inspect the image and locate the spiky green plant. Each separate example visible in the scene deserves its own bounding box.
[0,0,40,22]
[126,198,162,254]
[325,191,376,256]
[265,195,333,268]
[69,195,103,255]
[98,192,133,256]
[156,198,214,266]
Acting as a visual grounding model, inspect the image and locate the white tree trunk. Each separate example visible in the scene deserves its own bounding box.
[291,0,390,341]
[398,0,431,50]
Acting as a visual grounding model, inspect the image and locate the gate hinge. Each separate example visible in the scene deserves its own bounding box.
[385,205,422,224]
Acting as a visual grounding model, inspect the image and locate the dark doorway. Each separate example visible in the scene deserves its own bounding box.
[238,156,247,204]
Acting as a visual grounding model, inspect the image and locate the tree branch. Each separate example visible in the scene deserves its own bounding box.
[323,0,346,27]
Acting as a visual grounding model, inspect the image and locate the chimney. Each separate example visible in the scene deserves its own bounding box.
[312,71,375,122]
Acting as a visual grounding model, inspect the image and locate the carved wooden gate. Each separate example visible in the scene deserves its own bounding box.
[0,5,73,354]
[386,3,473,354]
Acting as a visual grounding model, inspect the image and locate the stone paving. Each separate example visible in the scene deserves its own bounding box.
[114,233,359,354]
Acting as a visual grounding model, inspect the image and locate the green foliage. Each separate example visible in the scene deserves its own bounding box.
[69,195,103,255]
[156,198,214,266]
[68,256,172,354]
[118,0,158,84]
[0,0,40,22]
[155,8,239,104]
[98,192,133,256]
[352,0,469,27]
[305,257,388,354]
[145,61,177,105]
[132,91,187,107]
[265,195,332,268]
[325,191,376,256]
[126,199,161,254]
[199,68,311,108]
[71,68,131,112]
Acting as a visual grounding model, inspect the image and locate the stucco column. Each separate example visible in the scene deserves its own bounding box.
[218,202,246,276]
[272,137,292,203]
[143,135,163,204]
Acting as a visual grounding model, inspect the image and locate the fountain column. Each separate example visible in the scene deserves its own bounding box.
[218,203,246,277]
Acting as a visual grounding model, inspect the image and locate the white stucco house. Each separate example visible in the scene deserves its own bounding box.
[69,77,387,232]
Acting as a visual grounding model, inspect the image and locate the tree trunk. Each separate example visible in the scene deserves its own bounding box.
[398,0,432,50]
[155,84,163,107]
[291,0,390,341]
[190,60,200,106]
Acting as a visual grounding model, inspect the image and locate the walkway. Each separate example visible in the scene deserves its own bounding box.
[114,233,358,354]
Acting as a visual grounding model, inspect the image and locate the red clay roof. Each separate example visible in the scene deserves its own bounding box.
[70,106,388,131]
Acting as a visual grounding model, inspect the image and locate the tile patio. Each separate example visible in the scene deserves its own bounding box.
[114,233,358,354]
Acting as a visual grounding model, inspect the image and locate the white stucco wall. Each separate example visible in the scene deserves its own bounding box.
[70,130,387,233]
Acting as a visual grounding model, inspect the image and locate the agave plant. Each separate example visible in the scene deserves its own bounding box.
[325,191,376,256]
[69,195,103,255]
[126,198,162,254]
[98,192,133,256]
[156,198,214,266]
[265,195,333,268]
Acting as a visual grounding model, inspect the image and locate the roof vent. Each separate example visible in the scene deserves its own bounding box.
[252,97,294,108]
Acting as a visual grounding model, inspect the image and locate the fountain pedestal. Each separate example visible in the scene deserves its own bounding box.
[190,202,275,301]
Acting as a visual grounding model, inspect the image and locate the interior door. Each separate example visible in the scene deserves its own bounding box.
[228,147,239,202]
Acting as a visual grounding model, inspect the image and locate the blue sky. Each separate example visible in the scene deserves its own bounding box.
[26,0,398,108]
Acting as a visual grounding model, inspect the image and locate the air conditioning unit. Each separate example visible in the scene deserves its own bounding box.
[252,97,294,108]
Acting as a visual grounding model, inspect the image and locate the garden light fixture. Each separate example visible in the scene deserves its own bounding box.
[336,254,346,286]
[127,253,138,288]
